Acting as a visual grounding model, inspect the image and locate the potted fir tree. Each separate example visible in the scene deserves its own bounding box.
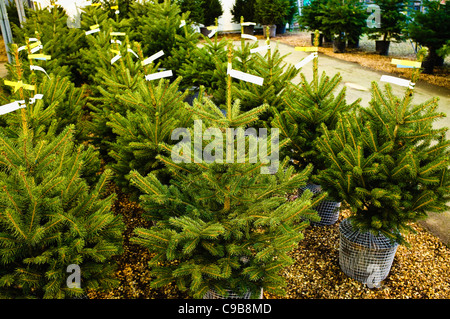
[297,0,327,46]
[254,0,289,37]
[272,32,360,225]
[276,0,298,34]
[129,43,321,299]
[318,0,367,53]
[408,0,450,74]
[231,0,256,34]
[367,0,408,56]
[200,0,224,36]
[314,50,450,285]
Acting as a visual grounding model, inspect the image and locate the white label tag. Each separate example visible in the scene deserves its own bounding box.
[250,45,270,54]
[127,48,139,58]
[142,50,164,66]
[145,70,173,81]
[30,44,43,53]
[180,20,186,28]
[30,65,50,79]
[85,28,100,35]
[0,101,26,116]
[29,94,44,104]
[208,29,217,38]
[18,45,27,52]
[227,69,264,86]
[241,34,257,41]
[111,54,122,65]
[111,39,122,45]
[380,75,413,88]
[295,52,317,70]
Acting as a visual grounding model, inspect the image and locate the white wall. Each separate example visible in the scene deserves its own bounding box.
[218,0,240,32]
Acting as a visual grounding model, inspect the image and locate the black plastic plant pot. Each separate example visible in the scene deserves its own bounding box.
[200,27,211,37]
[244,25,254,35]
[375,40,390,56]
[339,218,398,287]
[333,38,346,53]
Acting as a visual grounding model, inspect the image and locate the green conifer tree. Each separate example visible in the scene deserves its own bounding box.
[128,42,323,299]
[12,4,86,84]
[107,76,193,196]
[0,45,88,143]
[0,124,124,298]
[232,34,300,128]
[272,31,360,173]
[314,50,450,245]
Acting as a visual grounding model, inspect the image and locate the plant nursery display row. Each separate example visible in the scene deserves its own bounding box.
[0,0,448,300]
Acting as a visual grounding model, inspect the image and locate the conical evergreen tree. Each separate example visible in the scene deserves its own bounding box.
[129,43,323,298]
[314,50,450,245]
[0,124,124,298]
[12,4,86,84]
[0,45,88,143]
[233,32,300,128]
[272,31,360,174]
[107,76,193,196]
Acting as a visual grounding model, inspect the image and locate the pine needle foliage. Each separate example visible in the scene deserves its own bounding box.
[314,50,450,245]
[0,125,124,298]
[130,152,317,298]
[0,46,88,144]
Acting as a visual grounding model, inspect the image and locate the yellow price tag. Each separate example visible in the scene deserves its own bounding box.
[91,3,101,7]
[111,32,126,36]
[4,80,36,93]
[391,59,422,68]
[111,5,119,10]
[90,24,100,30]
[207,26,218,30]
[295,46,319,52]
[28,54,51,60]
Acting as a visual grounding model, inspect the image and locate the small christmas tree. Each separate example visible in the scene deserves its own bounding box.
[272,31,360,174]
[0,124,124,298]
[314,50,450,245]
[128,42,321,299]
[0,45,88,143]
[107,76,193,196]
[12,4,86,84]
[128,0,188,67]
[232,32,300,128]
[178,34,228,96]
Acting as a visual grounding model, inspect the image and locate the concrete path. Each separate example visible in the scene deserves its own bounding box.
[236,40,450,246]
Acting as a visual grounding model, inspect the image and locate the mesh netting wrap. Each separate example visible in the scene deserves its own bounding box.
[300,184,340,226]
[203,288,263,299]
[339,218,398,286]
